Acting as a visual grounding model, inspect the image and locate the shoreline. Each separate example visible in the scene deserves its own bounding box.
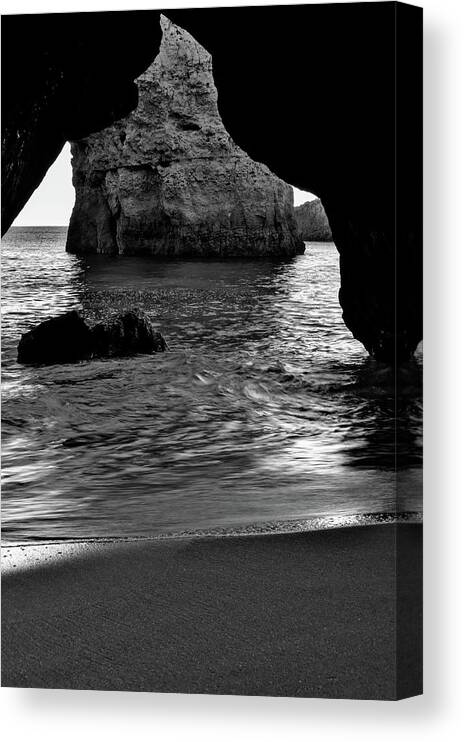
[1,523,422,699]
[1,510,422,549]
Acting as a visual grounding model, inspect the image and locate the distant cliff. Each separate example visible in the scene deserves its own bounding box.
[294,199,333,242]
[66,16,303,258]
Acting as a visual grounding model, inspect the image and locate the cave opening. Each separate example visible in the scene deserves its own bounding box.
[292,186,317,209]
[2,5,422,362]
[10,143,74,228]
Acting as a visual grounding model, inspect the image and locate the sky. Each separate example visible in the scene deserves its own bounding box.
[293,186,317,207]
[12,143,316,226]
[12,144,76,227]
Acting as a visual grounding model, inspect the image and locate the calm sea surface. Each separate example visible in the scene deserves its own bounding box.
[1,227,422,543]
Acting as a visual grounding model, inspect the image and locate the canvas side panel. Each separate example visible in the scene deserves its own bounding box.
[395,0,423,700]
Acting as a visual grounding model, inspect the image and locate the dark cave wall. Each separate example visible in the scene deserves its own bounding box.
[1,11,161,235]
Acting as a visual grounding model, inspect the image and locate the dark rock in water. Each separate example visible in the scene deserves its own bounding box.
[17,310,166,366]
[66,16,303,258]
[17,311,94,365]
[294,199,333,242]
[91,310,166,357]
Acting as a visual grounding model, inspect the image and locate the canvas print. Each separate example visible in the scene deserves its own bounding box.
[1,2,423,699]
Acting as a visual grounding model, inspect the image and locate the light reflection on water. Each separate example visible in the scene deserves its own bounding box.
[1,227,422,542]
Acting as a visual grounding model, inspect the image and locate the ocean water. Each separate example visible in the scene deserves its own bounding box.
[1,227,422,543]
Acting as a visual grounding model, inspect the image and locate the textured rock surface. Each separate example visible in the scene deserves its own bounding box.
[294,199,333,242]
[66,16,303,258]
[18,310,166,365]
[91,311,166,358]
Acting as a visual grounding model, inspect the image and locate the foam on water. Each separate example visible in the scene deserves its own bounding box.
[1,228,422,543]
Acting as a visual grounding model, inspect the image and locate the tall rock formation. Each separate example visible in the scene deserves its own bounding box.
[66,16,303,258]
[294,199,333,242]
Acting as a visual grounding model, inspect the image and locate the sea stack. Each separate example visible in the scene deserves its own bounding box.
[66,16,304,258]
[294,199,333,241]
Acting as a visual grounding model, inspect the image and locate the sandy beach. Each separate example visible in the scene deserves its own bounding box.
[1,524,422,699]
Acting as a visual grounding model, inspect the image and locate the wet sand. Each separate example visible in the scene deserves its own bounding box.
[1,524,422,699]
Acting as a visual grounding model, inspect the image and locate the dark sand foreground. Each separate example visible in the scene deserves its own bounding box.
[1,524,422,699]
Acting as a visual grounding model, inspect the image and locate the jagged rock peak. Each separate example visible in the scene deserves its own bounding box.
[66,16,304,258]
